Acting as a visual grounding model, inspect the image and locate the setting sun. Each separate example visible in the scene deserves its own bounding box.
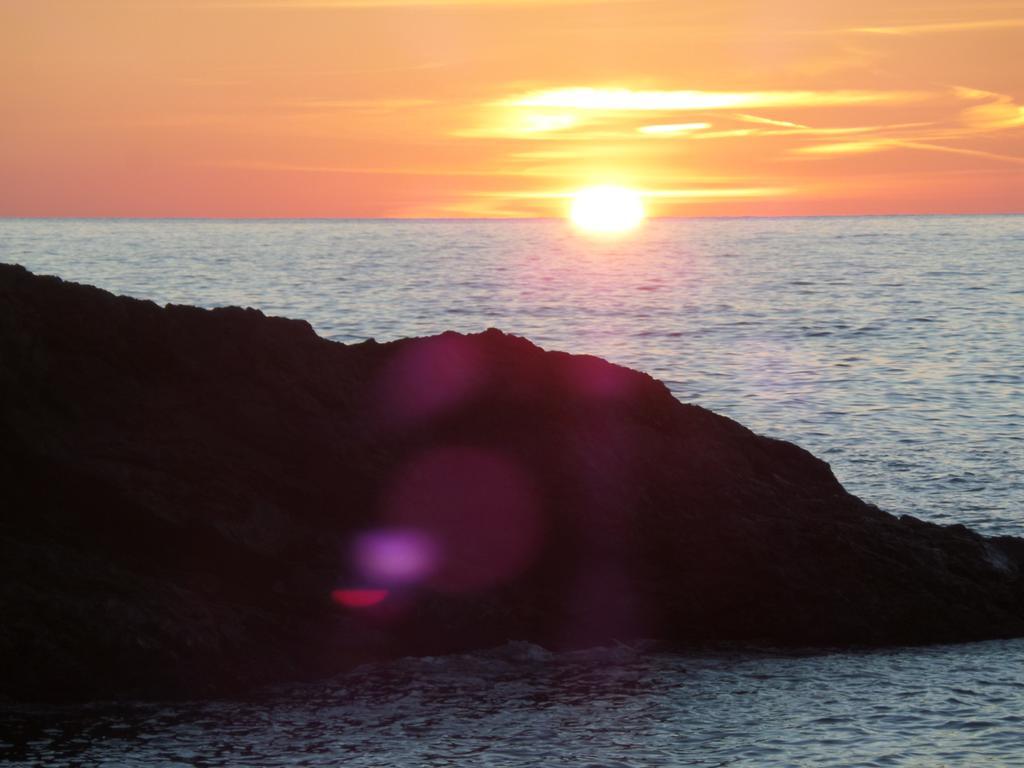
[568,186,647,236]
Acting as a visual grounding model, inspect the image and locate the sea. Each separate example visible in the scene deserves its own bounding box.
[1,214,1022,766]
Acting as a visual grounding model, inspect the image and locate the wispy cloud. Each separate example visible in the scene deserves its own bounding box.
[794,139,897,156]
[850,18,1024,35]
[782,87,1024,166]
[735,114,806,129]
[637,122,711,136]
[643,187,794,200]
[462,86,934,141]
[794,138,1024,165]
[733,122,935,139]
[504,87,927,111]
[454,77,1024,201]
[953,87,1024,132]
[484,186,790,201]
[897,141,1024,165]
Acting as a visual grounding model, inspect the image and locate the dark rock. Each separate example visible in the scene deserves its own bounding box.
[2,262,1022,700]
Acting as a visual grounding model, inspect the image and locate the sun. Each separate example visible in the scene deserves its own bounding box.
[568,185,646,236]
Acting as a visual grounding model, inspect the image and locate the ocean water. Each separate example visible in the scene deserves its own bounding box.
[2,215,1023,766]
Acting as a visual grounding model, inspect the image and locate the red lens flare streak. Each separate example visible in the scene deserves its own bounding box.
[331,588,389,608]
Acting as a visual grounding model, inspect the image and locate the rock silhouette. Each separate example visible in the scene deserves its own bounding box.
[2,262,1023,700]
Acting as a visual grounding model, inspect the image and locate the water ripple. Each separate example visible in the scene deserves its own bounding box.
[6,640,1024,767]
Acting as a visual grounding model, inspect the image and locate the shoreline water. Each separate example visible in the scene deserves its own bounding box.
[6,638,1024,767]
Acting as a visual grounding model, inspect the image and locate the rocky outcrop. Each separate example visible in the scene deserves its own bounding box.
[2,262,1023,700]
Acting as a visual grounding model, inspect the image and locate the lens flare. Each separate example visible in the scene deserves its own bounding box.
[353,528,438,585]
[382,446,542,592]
[569,185,646,236]
[331,588,389,608]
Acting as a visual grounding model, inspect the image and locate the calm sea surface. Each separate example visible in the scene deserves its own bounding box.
[2,215,1023,766]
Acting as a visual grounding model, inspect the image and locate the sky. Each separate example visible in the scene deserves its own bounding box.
[2,0,1022,218]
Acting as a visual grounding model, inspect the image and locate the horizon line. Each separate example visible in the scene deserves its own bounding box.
[1,211,1021,223]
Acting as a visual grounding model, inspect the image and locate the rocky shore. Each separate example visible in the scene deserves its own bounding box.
[2,262,1023,700]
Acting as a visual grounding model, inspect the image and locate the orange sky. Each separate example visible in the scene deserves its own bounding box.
[2,0,1022,217]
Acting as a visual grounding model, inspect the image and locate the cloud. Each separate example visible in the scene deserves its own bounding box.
[735,114,806,129]
[898,141,1024,165]
[485,186,790,201]
[456,81,1023,196]
[331,86,1022,159]
[462,87,933,140]
[850,18,1024,35]
[794,139,897,156]
[952,88,1024,132]
[503,87,928,111]
[455,112,585,139]
[730,122,936,139]
[689,129,758,139]
[637,122,712,135]
[780,87,1024,166]
[643,187,793,200]
[793,138,1024,165]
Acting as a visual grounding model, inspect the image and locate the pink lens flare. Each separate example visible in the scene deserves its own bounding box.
[374,334,484,429]
[562,354,636,399]
[382,446,543,592]
[352,528,439,585]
